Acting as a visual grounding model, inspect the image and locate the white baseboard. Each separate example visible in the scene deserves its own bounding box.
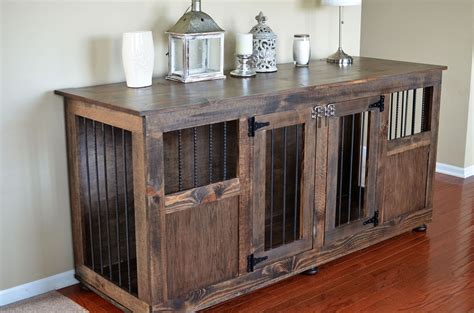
[436,163,474,179]
[0,270,78,307]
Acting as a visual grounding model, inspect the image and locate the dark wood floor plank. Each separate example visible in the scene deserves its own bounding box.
[59,174,474,313]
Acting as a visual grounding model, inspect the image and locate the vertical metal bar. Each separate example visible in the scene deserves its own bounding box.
[347,114,355,223]
[102,124,112,280]
[84,118,95,270]
[395,92,400,139]
[400,91,405,138]
[282,127,287,244]
[209,125,213,184]
[93,121,104,275]
[358,112,365,219]
[112,127,122,286]
[293,125,299,241]
[270,129,275,249]
[122,130,132,293]
[404,91,409,137]
[421,88,428,132]
[223,122,228,180]
[389,93,394,140]
[178,130,183,191]
[412,89,417,135]
[193,127,198,188]
[338,117,345,227]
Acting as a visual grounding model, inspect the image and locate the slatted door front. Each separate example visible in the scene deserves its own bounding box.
[324,96,383,245]
[249,109,316,270]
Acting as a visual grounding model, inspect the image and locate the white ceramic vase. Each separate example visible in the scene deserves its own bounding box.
[122,31,154,88]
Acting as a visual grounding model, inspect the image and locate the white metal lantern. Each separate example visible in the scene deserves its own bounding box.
[166,0,225,83]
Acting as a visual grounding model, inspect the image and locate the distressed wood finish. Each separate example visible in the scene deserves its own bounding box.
[58,58,446,312]
[164,178,240,214]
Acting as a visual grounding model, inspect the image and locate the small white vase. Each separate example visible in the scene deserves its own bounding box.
[122,31,154,88]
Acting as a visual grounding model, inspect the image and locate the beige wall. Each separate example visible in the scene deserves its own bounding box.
[0,0,361,290]
[466,5,474,168]
[361,0,474,169]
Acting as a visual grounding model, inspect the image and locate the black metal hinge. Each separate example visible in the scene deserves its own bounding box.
[363,210,380,227]
[369,96,385,112]
[247,254,268,272]
[248,117,270,137]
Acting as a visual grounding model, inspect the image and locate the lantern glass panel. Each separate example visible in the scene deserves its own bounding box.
[171,37,184,76]
[188,36,222,75]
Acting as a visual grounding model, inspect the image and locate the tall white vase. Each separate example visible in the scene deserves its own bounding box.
[122,31,155,88]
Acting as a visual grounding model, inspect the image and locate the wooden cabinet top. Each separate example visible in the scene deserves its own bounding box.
[56,57,446,117]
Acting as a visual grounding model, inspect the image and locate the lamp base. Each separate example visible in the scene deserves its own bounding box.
[327,48,353,65]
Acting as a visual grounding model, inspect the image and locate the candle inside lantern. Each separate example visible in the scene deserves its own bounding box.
[235,33,254,55]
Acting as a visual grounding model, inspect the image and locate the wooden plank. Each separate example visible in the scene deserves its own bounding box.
[147,71,443,133]
[76,265,150,313]
[238,117,252,274]
[132,127,152,303]
[165,197,239,299]
[144,124,168,305]
[65,104,85,267]
[384,146,430,221]
[313,118,328,250]
[56,59,446,117]
[152,208,432,312]
[164,178,241,214]
[252,128,267,255]
[387,131,431,156]
[377,94,390,224]
[325,118,340,233]
[68,99,143,133]
[425,84,442,210]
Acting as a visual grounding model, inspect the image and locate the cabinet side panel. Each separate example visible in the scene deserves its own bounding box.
[165,197,239,299]
[384,146,429,221]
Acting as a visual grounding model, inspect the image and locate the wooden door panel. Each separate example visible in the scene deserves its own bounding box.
[251,109,316,268]
[324,97,382,245]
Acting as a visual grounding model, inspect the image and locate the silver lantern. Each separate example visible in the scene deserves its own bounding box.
[166,0,225,83]
[250,12,277,73]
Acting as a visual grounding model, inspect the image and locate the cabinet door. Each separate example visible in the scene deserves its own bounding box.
[250,109,316,269]
[324,96,383,245]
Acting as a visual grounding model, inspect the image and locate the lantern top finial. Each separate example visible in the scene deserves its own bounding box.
[166,0,224,35]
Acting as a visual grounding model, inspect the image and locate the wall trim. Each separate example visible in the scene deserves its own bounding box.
[436,162,474,179]
[0,270,78,307]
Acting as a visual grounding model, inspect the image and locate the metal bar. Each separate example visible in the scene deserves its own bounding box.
[338,117,345,227]
[282,127,287,244]
[404,90,409,137]
[412,89,417,135]
[193,127,198,188]
[347,114,355,223]
[422,88,428,132]
[93,121,104,275]
[400,91,405,138]
[223,122,228,180]
[84,118,95,270]
[112,127,122,286]
[293,125,299,241]
[270,129,275,249]
[358,112,365,219]
[395,92,400,139]
[389,93,394,140]
[122,130,132,293]
[178,130,183,191]
[102,124,113,280]
[209,125,213,184]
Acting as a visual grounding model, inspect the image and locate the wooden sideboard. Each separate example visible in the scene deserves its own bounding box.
[56,57,446,312]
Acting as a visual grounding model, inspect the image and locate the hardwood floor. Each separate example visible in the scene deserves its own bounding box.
[59,173,474,312]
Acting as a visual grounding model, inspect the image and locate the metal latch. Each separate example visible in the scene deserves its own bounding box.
[247,254,268,272]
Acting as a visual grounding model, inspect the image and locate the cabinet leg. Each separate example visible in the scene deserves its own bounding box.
[413,224,427,232]
[302,267,319,275]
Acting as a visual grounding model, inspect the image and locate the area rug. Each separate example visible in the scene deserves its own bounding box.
[0,291,88,313]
